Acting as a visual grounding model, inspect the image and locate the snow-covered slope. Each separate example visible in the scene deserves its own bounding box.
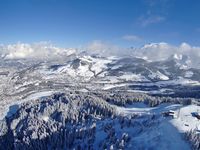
[0,51,200,149]
[170,105,200,133]
[40,55,113,81]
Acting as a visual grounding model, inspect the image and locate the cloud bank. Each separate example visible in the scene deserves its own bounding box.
[1,41,200,68]
[85,41,200,68]
[86,40,122,56]
[0,42,76,60]
[134,42,200,68]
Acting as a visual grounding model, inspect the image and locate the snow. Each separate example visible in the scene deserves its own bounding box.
[41,116,49,122]
[95,76,120,84]
[148,71,169,81]
[96,73,147,87]
[172,54,192,69]
[118,73,149,82]
[40,55,112,80]
[131,120,190,150]
[156,77,200,86]
[102,83,127,90]
[23,91,55,102]
[116,103,182,116]
[185,71,193,78]
[173,53,183,60]
[170,105,200,133]
[111,65,122,70]
[116,101,200,134]
[134,77,200,87]
[97,75,200,92]
[66,55,111,78]
[149,88,174,94]
[115,103,193,150]
[89,56,112,75]
[54,63,94,80]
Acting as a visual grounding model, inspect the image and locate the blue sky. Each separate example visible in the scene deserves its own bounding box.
[0,0,200,47]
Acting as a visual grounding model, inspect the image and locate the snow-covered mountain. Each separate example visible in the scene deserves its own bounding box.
[35,53,200,92]
[0,48,200,149]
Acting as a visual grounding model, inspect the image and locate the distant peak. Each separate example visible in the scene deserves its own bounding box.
[173,53,183,60]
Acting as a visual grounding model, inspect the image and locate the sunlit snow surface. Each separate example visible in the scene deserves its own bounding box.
[115,103,200,150]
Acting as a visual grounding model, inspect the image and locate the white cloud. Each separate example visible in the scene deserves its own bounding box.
[133,42,200,68]
[122,35,141,42]
[139,15,165,27]
[144,0,170,8]
[86,40,121,56]
[2,41,200,69]
[0,42,76,60]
